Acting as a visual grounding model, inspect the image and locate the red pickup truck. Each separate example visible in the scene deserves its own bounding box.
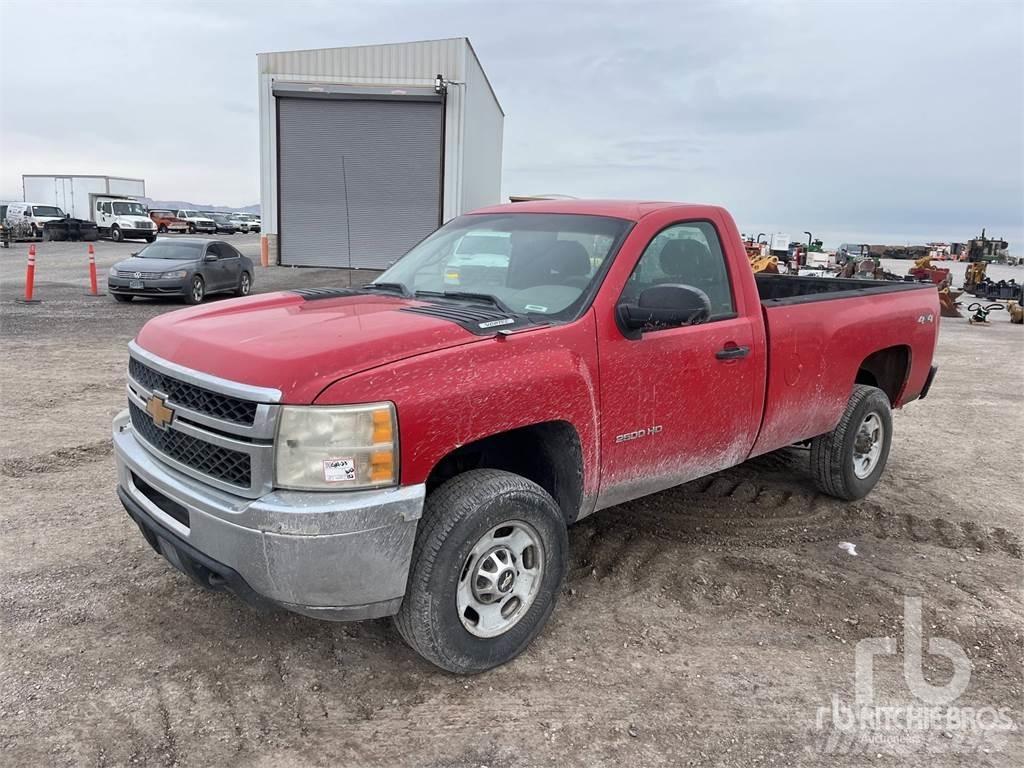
[114,200,939,673]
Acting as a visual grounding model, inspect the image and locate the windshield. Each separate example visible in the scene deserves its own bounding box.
[32,205,64,217]
[112,202,146,216]
[137,242,203,260]
[375,213,632,319]
[182,210,199,217]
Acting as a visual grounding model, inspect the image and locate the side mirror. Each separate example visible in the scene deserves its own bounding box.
[617,283,711,339]
[204,253,217,261]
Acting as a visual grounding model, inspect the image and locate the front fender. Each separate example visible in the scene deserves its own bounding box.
[314,313,602,502]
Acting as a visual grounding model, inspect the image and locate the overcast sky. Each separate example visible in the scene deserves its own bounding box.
[1,0,1021,246]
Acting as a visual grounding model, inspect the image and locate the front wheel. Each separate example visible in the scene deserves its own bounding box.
[145,235,156,243]
[184,275,205,305]
[158,225,167,233]
[810,384,893,500]
[110,225,123,243]
[394,469,568,674]
[187,224,196,234]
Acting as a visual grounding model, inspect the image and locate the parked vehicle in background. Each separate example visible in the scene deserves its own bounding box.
[241,213,261,233]
[203,212,238,235]
[41,217,99,242]
[175,210,217,234]
[113,199,940,674]
[94,197,157,242]
[107,238,254,304]
[3,202,69,238]
[228,214,250,233]
[149,209,189,234]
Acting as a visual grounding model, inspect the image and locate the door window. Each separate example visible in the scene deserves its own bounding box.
[621,221,735,320]
[205,244,222,260]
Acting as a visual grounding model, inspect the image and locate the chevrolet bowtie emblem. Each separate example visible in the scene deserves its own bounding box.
[146,394,175,430]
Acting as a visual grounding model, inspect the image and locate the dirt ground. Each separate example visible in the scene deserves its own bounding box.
[1,241,1021,767]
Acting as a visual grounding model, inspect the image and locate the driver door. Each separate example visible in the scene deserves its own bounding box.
[596,220,762,508]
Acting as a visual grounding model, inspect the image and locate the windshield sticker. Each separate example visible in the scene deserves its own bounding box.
[323,457,356,483]
[478,318,516,329]
[524,304,548,312]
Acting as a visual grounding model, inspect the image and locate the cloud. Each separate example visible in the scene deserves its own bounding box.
[1,0,1021,245]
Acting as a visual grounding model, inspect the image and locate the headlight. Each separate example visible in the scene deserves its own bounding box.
[161,269,188,279]
[109,266,118,277]
[275,402,398,490]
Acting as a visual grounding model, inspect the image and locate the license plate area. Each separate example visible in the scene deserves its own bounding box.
[129,280,144,289]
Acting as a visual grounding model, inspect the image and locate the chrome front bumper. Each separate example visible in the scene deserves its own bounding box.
[113,410,424,621]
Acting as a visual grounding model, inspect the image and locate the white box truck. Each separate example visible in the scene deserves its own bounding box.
[22,175,156,242]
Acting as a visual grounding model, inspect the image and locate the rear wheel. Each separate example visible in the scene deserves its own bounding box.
[184,275,205,305]
[394,469,568,674]
[112,293,134,303]
[810,384,893,500]
[235,271,252,297]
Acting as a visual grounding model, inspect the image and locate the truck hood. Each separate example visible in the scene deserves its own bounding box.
[134,291,484,403]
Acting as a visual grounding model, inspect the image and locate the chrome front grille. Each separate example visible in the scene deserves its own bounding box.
[117,270,162,279]
[129,402,251,487]
[129,358,258,425]
[125,342,281,498]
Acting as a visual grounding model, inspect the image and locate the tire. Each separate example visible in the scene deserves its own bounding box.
[394,469,568,674]
[110,225,123,243]
[184,275,205,305]
[158,225,167,234]
[113,293,134,303]
[235,271,252,297]
[145,235,156,243]
[187,224,196,234]
[810,384,893,500]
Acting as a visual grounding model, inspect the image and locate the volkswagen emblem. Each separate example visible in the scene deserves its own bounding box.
[134,271,142,279]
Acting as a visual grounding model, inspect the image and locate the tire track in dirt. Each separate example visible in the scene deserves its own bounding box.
[1,439,112,477]
[575,472,1023,570]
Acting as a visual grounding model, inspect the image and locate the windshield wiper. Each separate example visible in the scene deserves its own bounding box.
[361,281,412,298]
[415,290,515,314]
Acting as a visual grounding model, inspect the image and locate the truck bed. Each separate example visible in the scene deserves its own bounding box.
[755,273,932,305]
[748,273,939,459]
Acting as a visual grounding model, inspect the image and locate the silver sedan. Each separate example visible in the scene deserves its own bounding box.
[108,238,255,305]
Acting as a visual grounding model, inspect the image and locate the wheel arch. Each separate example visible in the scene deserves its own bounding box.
[855,345,911,404]
[424,420,585,524]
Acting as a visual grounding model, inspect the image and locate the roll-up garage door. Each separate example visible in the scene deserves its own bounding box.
[277,96,443,268]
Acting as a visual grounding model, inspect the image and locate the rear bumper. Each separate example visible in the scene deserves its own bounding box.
[113,410,424,621]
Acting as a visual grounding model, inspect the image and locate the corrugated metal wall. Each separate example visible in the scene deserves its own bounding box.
[277,98,442,269]
[257,38,504,265]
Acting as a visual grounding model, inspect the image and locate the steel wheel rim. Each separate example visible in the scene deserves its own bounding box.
[192,279,203,302]
[853,412,884,479]
[457,520,545,638]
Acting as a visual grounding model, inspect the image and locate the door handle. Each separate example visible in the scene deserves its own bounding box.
[716,344,750,360]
